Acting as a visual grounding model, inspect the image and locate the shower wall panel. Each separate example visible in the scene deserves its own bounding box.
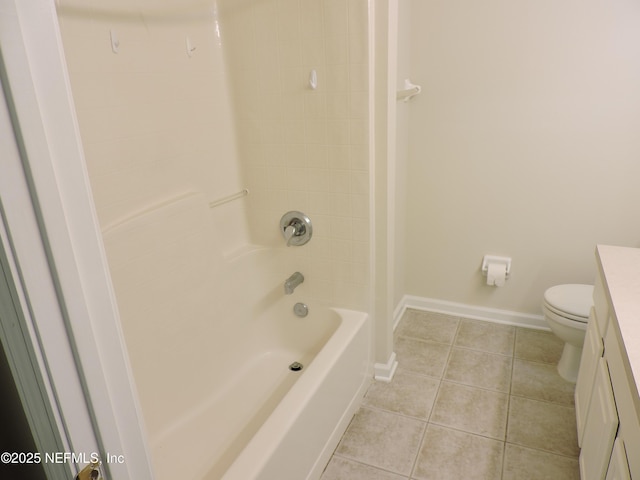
[218,0,370,310]
[56,0,249,255]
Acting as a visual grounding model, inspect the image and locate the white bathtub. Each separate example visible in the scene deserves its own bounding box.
[149,301,371,480]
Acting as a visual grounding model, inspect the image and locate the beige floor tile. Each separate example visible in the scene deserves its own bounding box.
[362,371,440,419]
[413,424,503,480]
[335,407,425,476]
[502,444,580,480]
[444,347,512,393]
[455,319,515,356]
[323,319,582,479]
[321,456,408,480]
[395,310,459,345]
[430,381,509,440]
[507,396,579,457]
[511,358,575,406]
[514,328,564,365]
[395,336,450,378]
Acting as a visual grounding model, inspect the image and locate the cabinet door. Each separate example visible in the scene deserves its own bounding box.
[579,358,619,480]
[575,308,604,446]
[605,438,631,480]
[604,327,640,477]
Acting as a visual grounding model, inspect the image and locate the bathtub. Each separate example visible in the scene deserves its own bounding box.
[102,195,371,479]
[149,301,371,480]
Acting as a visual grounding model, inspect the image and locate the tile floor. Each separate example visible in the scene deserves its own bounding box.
[320,309,581,480]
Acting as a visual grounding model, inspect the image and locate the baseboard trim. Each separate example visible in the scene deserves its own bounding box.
[395,295,549,331]
[392,299,407,331]
[373,351,398,383]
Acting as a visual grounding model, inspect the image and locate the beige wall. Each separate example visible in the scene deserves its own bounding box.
[401,0,640,315]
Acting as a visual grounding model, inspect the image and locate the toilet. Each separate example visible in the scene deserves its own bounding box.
[542,284,594,382]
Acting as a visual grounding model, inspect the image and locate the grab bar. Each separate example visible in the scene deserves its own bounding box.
[209,188,249,208]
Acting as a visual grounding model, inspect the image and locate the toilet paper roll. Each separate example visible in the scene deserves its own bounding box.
[487,263,507,287]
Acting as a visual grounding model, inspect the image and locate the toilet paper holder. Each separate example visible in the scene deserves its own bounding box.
[481,255,512,281]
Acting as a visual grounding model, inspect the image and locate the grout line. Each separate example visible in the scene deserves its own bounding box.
[407,417,429,479]
[449,343,515,358]
[425,377,443,425]
[408,313,451,479]
[437,377,511,395]
[425,420,507,444]
[513,355,566,368]
[507,392,577,409]
[390,368,444,382]
[327,453,411,479]
[503,440,581,459]
[501,332,518,479]
[358,403,430,424]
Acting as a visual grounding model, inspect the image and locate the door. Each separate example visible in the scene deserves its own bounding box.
[0,1,154,478]
[0,236,65,480]
[0,56,98,479]
[605,438,631,480]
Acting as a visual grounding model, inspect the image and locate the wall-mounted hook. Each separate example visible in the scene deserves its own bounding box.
[110,29,119,54]
[396,78,422,102]
[186,37,196,58]
[309,69,318,90]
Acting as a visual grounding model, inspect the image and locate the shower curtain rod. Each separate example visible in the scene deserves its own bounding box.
[209,188,249,209]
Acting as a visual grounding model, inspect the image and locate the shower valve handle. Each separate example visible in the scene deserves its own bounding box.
[280,211,313,247]
[283,224,300,246]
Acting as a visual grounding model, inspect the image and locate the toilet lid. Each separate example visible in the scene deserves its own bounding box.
[543,284,593,319]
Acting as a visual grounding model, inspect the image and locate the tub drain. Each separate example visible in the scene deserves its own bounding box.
[289,361,303,372]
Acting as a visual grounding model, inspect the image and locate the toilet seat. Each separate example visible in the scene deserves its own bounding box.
[543,284,593,323]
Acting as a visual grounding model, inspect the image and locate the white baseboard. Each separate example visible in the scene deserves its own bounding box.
[394,295,549,332]
[392,298,407,331]
[373,351,398,382]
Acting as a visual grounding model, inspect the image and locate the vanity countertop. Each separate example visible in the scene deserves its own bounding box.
[596,244,640,416]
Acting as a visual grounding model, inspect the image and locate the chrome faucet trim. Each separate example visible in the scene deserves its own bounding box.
[284,272,304,295]
[280,211,313,247]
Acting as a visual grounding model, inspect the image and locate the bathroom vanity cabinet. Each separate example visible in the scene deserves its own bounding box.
[575,245,640,480]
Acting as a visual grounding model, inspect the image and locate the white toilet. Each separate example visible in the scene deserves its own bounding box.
[542,284,594,382]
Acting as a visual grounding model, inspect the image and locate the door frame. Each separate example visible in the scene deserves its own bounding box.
[0,1,153,478]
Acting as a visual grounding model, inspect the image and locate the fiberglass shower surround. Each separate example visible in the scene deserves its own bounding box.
[55,0,372,478]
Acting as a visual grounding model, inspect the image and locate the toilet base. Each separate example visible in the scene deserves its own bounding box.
[557,342,582,383]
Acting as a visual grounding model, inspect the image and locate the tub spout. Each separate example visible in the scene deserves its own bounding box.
[284,272,304,295]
